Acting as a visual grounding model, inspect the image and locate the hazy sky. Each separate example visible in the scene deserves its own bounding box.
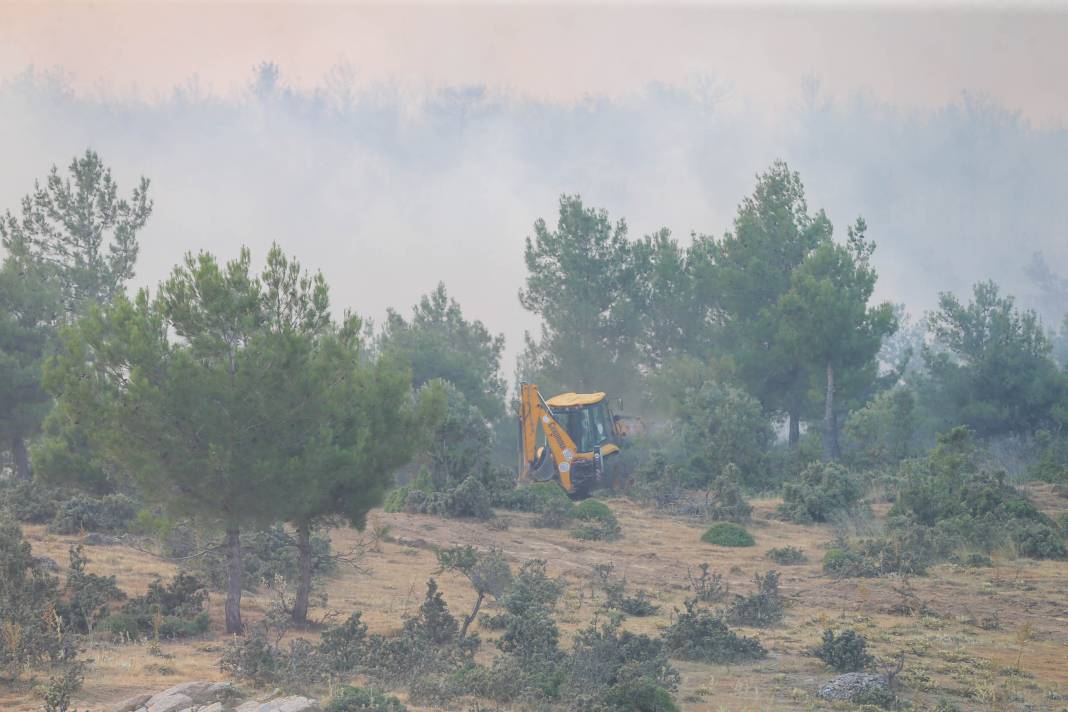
[2,2,1067,375]
[3,3,1067,123]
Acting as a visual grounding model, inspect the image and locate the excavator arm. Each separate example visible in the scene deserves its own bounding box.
[517,382,582,493]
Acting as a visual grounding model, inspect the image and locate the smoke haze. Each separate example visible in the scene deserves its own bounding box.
[2,4,1067,369]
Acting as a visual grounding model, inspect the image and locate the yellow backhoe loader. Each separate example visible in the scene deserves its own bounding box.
[517,382,642,498]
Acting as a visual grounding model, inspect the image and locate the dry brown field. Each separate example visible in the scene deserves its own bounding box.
[5,486,1068,712]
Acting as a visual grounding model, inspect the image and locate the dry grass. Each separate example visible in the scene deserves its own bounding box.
[6,489,1068,711]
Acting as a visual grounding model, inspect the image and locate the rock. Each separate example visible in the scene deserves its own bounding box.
[82,532,120,546]
[146,693,193,712]
[233,701,315,712]
[816,672,890,702]
[110,693,152,712]
[197,704,224,712]
[144,681,235,709]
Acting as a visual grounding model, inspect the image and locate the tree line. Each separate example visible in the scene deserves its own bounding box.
[3,151,1068,632]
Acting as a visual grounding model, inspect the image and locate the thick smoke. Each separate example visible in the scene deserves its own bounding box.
[2,65,1067,368]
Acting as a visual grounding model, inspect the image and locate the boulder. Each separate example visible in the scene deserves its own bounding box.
[146,693,193,712]
[110,693,152,712]
[816,672,891,703]
[247,697,322,712]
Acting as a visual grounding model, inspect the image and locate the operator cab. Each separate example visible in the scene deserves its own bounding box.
[544,392,614,453]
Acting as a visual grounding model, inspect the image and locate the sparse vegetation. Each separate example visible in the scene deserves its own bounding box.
[813,628,874,671]
[571,499,622,541]
[766,546,806,564]
[662,599,766,663]
[779,460,861,524]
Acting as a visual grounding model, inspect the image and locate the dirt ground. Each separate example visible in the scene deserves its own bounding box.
[5,487,1068,712]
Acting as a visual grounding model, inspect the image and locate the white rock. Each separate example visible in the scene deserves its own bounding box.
[146,693,194,712]
[110,693,152,712]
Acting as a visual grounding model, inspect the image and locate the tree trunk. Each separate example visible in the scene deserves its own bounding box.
[11,436,31,481]
[460,592,484,642]
[225,527,244,635]
[291,521,313,626]
[788,408,800,447]
[824,360,841,461]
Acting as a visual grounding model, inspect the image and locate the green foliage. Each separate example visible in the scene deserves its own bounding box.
[378,283,506,423]
[592,563,659,617]
[518,195,643,398]
[436,546,512,639]
[766,546,806,565]
[843,387,922,468]
[192,525,335,592]
[822,526,932,578]
[812,628,874,672]
[1028,429,1068,483]
[662,599,766,663]
[700,522,754,547]
[422,381,495,491]
[60,545,124,634]
[668,378,773,489]
[327,686,407,712]
[506,482,572,513]
[495,560,562,667]
[42,662,86,712]
[0,479,60,523]
[889,427,1064,560]
[685,564,729,603]
[48,493,137,535]
[705,468,753,522]
[532,497,575,529]
[0,517,73,679]
[318,613,368,681]
[708,161,833,438]
[923,280,1068,438]
[400,476,493,520]
[726,571,784,627]
[565,618,679,706]
[779,460,861,524]
[601,678,680,712]
[105,572,209,640]
[571,499,621,541]
[777,223,898,459]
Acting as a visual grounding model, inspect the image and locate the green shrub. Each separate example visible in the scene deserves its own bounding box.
[888,428,1066,561]
[566,619,679,706]
[49,493,138,534]
[318,613,368,680]
[593,563,659,617]
[532,497,574,529]
[382,486,410,513]
[726,571,783,627]
[766,546,806,565]
[445,476,493,519]
[662,599,766,663]
[60,544,125,634]
[0,480,61,523]
[705,468,752,522]
[822,530,931,578]
[602,678,680,712]
[700,522,754,547]
[506,482,572,513]
[571,499,621,541]
[327,686,407,712]
[105,572,209,640]
[812,628,874,671]
[0,517,74,679]
[686,563,728,603]
[1012,522,1067,559]
[42,662,86,712]
[778,461,860,524]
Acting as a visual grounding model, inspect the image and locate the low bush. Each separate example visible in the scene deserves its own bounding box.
[592,563,658,617]
[327,686,407,712]
[812,628,874,672]
[571,499,622,541]
[726,571,784,627]
[601,678,680,712]
[704,468,752,523]
[105,572,210,641]
[0,517,76,680]
[822,532,931,579]
[778,461,861,524]
[532,497,574,529]
[766,546,806,565]
[0,480,61,523]
[565,618,679,705]
[505,482,572,513]
[1012,522,1067,559]
[662,599,766,663]
[399,476,493,520]
[49,493,138,534]
[700,522,754,547]
[888,427,1066,561]
[60,545,125,634]
[685,564,728,603]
